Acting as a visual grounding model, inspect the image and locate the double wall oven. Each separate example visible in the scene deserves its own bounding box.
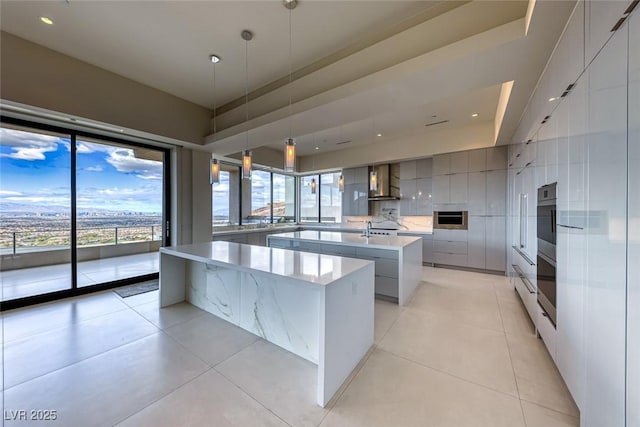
[537,183,557,327]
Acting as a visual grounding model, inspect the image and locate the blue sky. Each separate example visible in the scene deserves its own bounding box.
[0,128,163,214]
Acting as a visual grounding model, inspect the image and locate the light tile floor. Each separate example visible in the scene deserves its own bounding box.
[0,266,579,427]
[1,252,159,301]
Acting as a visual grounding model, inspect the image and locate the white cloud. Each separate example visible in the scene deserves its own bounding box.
[76,142,96,154]
[85,165,104,172]
[0,128,60,160]
[0,190,23,196]
[106,149,163,181]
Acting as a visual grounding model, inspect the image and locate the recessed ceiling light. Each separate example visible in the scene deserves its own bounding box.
[40,16,54,25]
[471,113,479,118]
[315,146,319,150]
[548,97,557,102]
[210,54,221,63]
[377,133,382,137]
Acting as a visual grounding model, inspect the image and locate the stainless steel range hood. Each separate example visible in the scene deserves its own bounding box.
[368,164,400,201]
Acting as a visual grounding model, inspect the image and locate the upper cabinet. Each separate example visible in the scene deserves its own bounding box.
[486,146,507,170]
[586,0,630,64]
[450,152,469,174]
[433,154,450,176]
[399,161,417,180]
[342,166,369,216]
[416,158,432,178]
[468,149,486,172]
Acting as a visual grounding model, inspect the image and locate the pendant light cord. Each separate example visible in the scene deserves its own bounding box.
[288,6,292,138]
[245,38,249,151]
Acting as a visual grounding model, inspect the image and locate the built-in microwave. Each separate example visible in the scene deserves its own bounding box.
[433,211,468,230]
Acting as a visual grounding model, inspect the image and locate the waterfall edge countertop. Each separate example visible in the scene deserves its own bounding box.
[266,230,422,250]
[160,241,373,286]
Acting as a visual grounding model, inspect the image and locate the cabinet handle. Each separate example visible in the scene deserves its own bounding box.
[557,224,583,230]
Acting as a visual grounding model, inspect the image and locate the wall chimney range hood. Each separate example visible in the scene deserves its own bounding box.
[368,164,400,201]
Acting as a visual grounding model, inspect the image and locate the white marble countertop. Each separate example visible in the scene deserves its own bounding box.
[267,231,421,250]
[161,241,373,286]
[212,225,298,236]
[397,230,433,236]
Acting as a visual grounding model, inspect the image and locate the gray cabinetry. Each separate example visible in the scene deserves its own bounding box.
[433,154,450,175]
[468,149,486,172]
[449,173,468,204]
[342,166,369,216]
[486,169,506,215]
[416,159,432,178]
[399,161,417,180]
[485,216,505,271]
[415,178,433,215]
[399,179,417,216]
[450,152,469,174]
[467,172,486,215]
[467,216,486,269]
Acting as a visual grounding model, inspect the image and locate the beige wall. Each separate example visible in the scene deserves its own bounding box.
[0,32,212,145]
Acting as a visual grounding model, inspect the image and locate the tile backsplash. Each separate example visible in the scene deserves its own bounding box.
[343,202,432,232]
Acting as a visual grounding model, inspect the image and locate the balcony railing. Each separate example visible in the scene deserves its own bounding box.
[0,225,162,255]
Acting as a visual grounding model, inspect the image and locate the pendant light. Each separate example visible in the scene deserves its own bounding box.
[210,54,221,184]
[283,0,298,172]
[311,177,317,194]
[369,167,378,192]
[242,30,253,180]
[338,174,344,192]
[310,133,317,194]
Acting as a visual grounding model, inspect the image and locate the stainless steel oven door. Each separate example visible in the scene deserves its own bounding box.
[537,252,557,327]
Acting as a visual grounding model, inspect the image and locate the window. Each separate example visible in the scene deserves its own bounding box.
[300,175,319,222]
[320,172,342,223]
[212,163,240,226]
[213,165,295,227]
[243,169,272,224]
[272,173,295,223]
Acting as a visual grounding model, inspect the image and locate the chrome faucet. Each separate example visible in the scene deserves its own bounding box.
[366,220,372,237]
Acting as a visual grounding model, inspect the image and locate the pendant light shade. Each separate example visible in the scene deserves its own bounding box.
[338,174,344,192]
[242,150,252,180]
[369,169,378,192]
[210,157,220,184]
[284,138,296,172]
[310,177,317,194]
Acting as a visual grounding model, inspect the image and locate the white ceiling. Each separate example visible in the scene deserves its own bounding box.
[0,0,577,167]
[0,0,435,108]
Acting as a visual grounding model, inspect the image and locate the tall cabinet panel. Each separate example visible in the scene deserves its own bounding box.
[583,23,627,427]
[627,10,640,427]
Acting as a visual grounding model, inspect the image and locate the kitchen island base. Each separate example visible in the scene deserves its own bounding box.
[160,242,375,407]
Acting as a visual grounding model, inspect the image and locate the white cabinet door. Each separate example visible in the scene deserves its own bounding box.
[416,158,433,178]
[585,0,629,64]
[583,24,627,427]
[486,169,506,215]
[486,146,507,170]
[450,151,469,173]
[485,216,506,272]
[467,172,486,215]
[627,11,640,427]
[433,154,450,175]
[399,179,417,216]
[467,149,486,172]
[432,175,450,204]
[415,178,432,215]
[467,216,486,269]
[399,161,417,180]
[449,173,468,204]
[422,235,433,264]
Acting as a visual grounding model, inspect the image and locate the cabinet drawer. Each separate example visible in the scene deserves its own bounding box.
[537,305,557,363]
[434,240,467,255]
[356,247,397,260]
[375,259,399,278]
[434,253,467,267]
[432,229,467,242]
[375,276,399,298]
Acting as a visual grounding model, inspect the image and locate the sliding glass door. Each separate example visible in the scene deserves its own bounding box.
[0,124,73,301]
[75,137,164,287]
[0,118,169,309]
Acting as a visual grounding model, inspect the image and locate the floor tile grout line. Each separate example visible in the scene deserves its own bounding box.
[129,301,209,331]
[518,397,580,419]
[2,299,134,346]
[212,365,293,427]
[111,366,216,427]
[316,345,377,426]
[493,281,529,426]
[2,327,162,392]
[375,347,522,401]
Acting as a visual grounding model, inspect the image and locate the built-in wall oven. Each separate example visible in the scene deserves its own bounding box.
[537,183,557,327]
[433,211,468,230]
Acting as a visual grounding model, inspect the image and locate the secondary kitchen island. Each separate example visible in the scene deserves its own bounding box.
[159,241,375,407]
[267,231,422,306]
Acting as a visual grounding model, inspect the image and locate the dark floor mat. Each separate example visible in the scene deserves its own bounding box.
[113,280,159,298]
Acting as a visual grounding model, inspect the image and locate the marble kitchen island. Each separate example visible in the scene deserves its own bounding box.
[159,241,374,407]
[267,231,422,306]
